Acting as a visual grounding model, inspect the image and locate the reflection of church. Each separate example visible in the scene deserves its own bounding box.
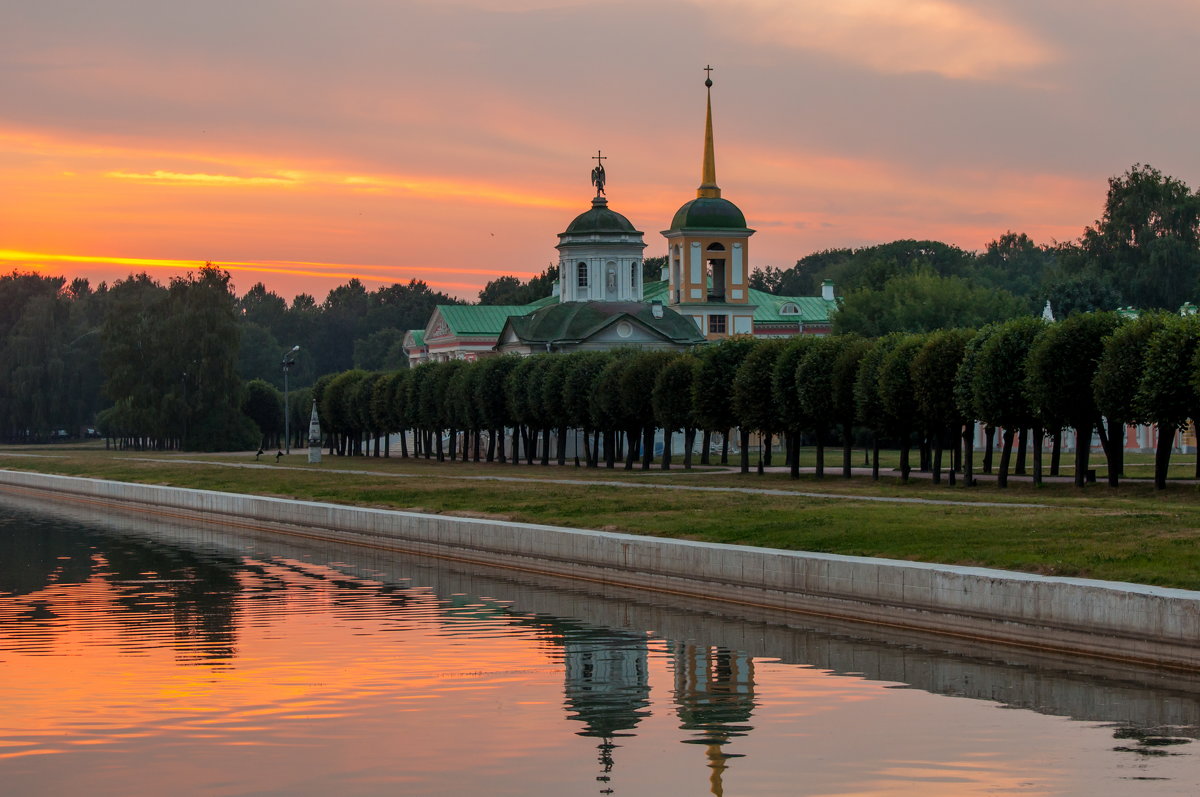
[404,72,837,364]
[673,643,757,797]
[529,608,758,796]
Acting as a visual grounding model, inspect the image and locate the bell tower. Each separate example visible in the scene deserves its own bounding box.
[662,66,756,340]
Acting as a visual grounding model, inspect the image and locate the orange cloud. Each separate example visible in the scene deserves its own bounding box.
[694,0,1055,80]
[0,250,528,292]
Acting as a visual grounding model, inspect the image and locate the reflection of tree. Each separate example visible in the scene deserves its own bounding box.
[0,518,95,598]
[99,537,244,664]
[673,643,757,797]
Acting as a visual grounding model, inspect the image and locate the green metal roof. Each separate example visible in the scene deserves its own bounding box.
[407,329,425,346]
[504,301,704,346]
[561,197,639,236]
[668,196,749,232]
[437,304,533,336]
[750,292,837,324]
[641,281,834,325]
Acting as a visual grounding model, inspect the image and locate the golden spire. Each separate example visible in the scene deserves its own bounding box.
[698,65,721,199]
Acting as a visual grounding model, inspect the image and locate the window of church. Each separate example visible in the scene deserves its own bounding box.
[708,314,727,334]
[780,302,799,315]
[630,262,637,288]
[577,262,588,288]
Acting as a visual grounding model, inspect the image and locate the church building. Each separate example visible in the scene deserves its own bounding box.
[405,71,836,366]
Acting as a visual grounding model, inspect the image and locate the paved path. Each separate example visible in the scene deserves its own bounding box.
[125,456,1050,509]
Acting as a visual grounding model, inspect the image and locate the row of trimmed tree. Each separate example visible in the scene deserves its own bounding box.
[308,310,1200,489]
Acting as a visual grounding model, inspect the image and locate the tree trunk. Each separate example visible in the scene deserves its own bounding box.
[1050,430,1061,476]
[740,428,751,474]
[605,429,616,469]
[932,431,943,485]
[946,427,957,487]
[763,432,772,467]
[789,431,800,480]
[757,431,767,475]
[624,429,637,470]
[721,430,730,465]
[871,435,880,481]
[557,425,567,466]
[1015,427,1028,475]
[899,433,911,484]
[1154,424,1173,490]
[1073,425,1090,488]
[700,430,711,465]
[814,427,825,479]
[1032,425,1043,487]
[983,425,995,474]
[683,428,696,470]
[541,426,550,466]
[998,427,1016,488]
[642,425,654,470]
[662,429,673,470]
[1106,421,1122,487]
[842,423,854,478]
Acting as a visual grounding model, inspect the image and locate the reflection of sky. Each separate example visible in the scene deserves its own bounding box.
[7,1,1200,299]
[0,503,1197,796]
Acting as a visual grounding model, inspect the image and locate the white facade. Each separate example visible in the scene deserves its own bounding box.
[556,196,647,303]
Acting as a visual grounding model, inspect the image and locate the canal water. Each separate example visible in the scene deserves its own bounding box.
[1,493,1197,796]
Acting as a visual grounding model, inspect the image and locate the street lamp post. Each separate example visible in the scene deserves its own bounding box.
[282,345,300,455]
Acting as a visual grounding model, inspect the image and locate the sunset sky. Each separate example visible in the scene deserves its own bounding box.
[5,0,1200,302]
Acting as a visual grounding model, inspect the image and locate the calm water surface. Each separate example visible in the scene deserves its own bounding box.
[1,493,1197,796]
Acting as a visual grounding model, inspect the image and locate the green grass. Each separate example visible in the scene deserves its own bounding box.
[3,444,1200,591]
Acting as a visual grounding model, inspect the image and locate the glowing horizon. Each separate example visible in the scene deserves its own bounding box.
[5,1,1199,302]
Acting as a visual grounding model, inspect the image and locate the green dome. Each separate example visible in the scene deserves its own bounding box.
[669,196,748,231]
[562,197,638,236]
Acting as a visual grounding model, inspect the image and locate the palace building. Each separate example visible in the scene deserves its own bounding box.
[404,72,836,366]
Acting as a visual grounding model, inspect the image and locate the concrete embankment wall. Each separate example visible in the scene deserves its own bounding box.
[2,468,1197,670]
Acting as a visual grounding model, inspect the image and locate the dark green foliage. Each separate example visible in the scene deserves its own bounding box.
[833,269,1027,336]
[474,356,520,433]
[877,335,926,481]
[732,339,786,436]
[98,267,248,450]
[1137,316,1200,487]
[652,354,699,432]
[772,336,817,438]
[692,338,758,434]
[854,335,903,434]
[912,329,972,430]
[1025,312,1120,433]
[972,318,1045,432]
[561,351,611,431]
[241,379,283,445]
[1082,164,1200,312]
[478,265,557,305]
[1094,314,1168,427]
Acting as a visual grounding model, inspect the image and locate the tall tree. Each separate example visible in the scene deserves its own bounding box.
[1082,164,1200,311]
[1024,312,1121,487]
[1137,315,1200,488]
[972,317,1045,487]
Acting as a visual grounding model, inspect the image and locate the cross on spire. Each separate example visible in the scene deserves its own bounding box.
[590,150,607,196]
[703,64,713,87]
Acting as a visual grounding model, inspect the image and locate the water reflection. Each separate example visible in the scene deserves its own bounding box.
[0,491,1197,795]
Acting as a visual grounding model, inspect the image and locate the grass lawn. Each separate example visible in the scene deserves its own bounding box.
[2,443,1199,591]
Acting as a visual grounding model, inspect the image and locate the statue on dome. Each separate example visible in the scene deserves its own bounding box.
[591,150,607,196]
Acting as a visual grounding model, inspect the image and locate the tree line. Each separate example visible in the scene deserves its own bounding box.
[305,308,1200,490]
[752,164,1200,336]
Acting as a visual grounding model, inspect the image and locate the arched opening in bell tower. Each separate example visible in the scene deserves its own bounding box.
[706,243,726,302]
